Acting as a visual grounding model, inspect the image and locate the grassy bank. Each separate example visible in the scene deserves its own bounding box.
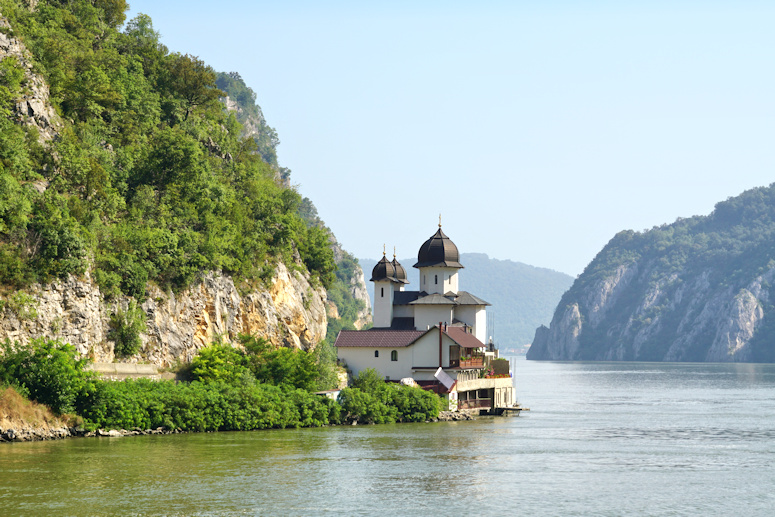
[0,337,441,436]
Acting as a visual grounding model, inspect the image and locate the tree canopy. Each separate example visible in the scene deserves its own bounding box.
[0,0,336,296]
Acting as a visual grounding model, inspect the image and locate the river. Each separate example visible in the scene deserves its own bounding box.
[2,358,775,516]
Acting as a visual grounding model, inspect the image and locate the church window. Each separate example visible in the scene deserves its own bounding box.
[375,350,379,358]
[381,287,384,297]
[435,274,438,285]
[391,350,398,361]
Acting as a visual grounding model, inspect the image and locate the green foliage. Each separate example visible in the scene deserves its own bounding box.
[351,367,384,393]
[251,346,319,391]
[0,1,337,297]
[311,338,340,391]
[162,53,223,122]
[0,291,38,320]
[75,379,337,432]
[0,333,435,431]
[215,71,279,167]
[0,338,95,415]
[190,341,251,385]
[194,336,326,392]
[108,300,146,357]
[0,56,24,117]
[339,369,440,423]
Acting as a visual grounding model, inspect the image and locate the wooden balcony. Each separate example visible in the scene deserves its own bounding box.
[450,357,484,369]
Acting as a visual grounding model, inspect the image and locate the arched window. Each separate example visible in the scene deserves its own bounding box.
[374,350,379,358]
[435,274,438,285]
[391,350,398,361]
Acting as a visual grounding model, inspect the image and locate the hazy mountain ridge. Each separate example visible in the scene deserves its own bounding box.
[529,183,775,362]
[360,253,574,347]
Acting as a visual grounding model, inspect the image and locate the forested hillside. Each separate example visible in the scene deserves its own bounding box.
[529,184,775,362]
[0,0,367,357]
[361,253,573,347]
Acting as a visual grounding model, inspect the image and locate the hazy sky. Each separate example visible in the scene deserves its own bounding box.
[126,1,775,276]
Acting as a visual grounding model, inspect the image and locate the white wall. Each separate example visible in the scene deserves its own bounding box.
[372,280,394,328]
[474,306,487,343]
[411,330,453,368]
[454,305,488,343]
[337,346,414,380]
[419,267,459,294]
[414,305,454,332]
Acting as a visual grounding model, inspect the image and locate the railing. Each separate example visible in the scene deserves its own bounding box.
[455,357,484,368]
[458,398,492,410]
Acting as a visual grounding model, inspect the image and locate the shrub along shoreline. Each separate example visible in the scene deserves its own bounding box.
[0,337,442,442]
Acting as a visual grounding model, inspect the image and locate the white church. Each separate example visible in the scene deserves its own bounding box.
[335,224,515,413]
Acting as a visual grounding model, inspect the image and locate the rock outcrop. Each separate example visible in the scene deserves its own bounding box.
[529,257,775,363]
[0,15,62,142]
[348,262,372,329]
[0,263,328,367]
[529,185,775,362]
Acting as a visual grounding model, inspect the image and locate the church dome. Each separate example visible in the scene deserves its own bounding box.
[392,257,410,284]
[370,255,396,282]
[413,227,464,269]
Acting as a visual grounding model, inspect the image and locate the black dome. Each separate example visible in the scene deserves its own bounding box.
[392,257,409,284]
[413,228,464,269]
[371,255,396,282]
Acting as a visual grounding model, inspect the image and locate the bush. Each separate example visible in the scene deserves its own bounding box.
[108,300,147,357]
[339,369,440,423]
[0,338,95,415]
[190,341,250,384]
[75,378,338,432]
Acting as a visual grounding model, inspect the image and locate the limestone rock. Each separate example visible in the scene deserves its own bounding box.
[0,16,62,143]
[348,263,372,329]
[529,254,775,363]
[0,263,328,367]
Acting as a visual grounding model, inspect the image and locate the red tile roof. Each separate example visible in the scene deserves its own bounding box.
[444,326,485,349]
[335,329,427,348]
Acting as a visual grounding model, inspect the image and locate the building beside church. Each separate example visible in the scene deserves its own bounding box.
[334,225,515,413]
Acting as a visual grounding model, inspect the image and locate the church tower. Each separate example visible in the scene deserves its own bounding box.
[413,223,464,295]
[370,248,409,328]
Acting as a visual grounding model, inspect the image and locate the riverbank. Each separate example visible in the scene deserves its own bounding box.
[1,401,478,443]
[0,386,73,442]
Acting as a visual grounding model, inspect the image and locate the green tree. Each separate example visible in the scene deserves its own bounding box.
[0,338,95,415]
[108,300,147,357]
[163,53,223,121]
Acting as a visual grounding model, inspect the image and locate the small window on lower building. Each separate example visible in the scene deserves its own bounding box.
[375,350,379,358]
[391,350,398,361]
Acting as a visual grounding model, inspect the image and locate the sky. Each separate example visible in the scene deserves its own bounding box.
[126,1,775,276]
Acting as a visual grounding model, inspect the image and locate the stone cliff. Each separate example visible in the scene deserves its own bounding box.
[0,263,329,367]
[529,185,775,362]
[0,15,62,142]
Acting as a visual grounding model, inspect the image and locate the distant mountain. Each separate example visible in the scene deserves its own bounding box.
[359,253,574,347]
[529,183,775,363]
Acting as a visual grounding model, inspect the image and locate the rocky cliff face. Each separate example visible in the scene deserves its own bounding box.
[0,15,62,142]
[348,263,371,329]
[0,263,328,367]
[529,225,775,363]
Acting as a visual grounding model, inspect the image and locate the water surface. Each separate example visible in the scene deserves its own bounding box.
[2,359,774,516]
